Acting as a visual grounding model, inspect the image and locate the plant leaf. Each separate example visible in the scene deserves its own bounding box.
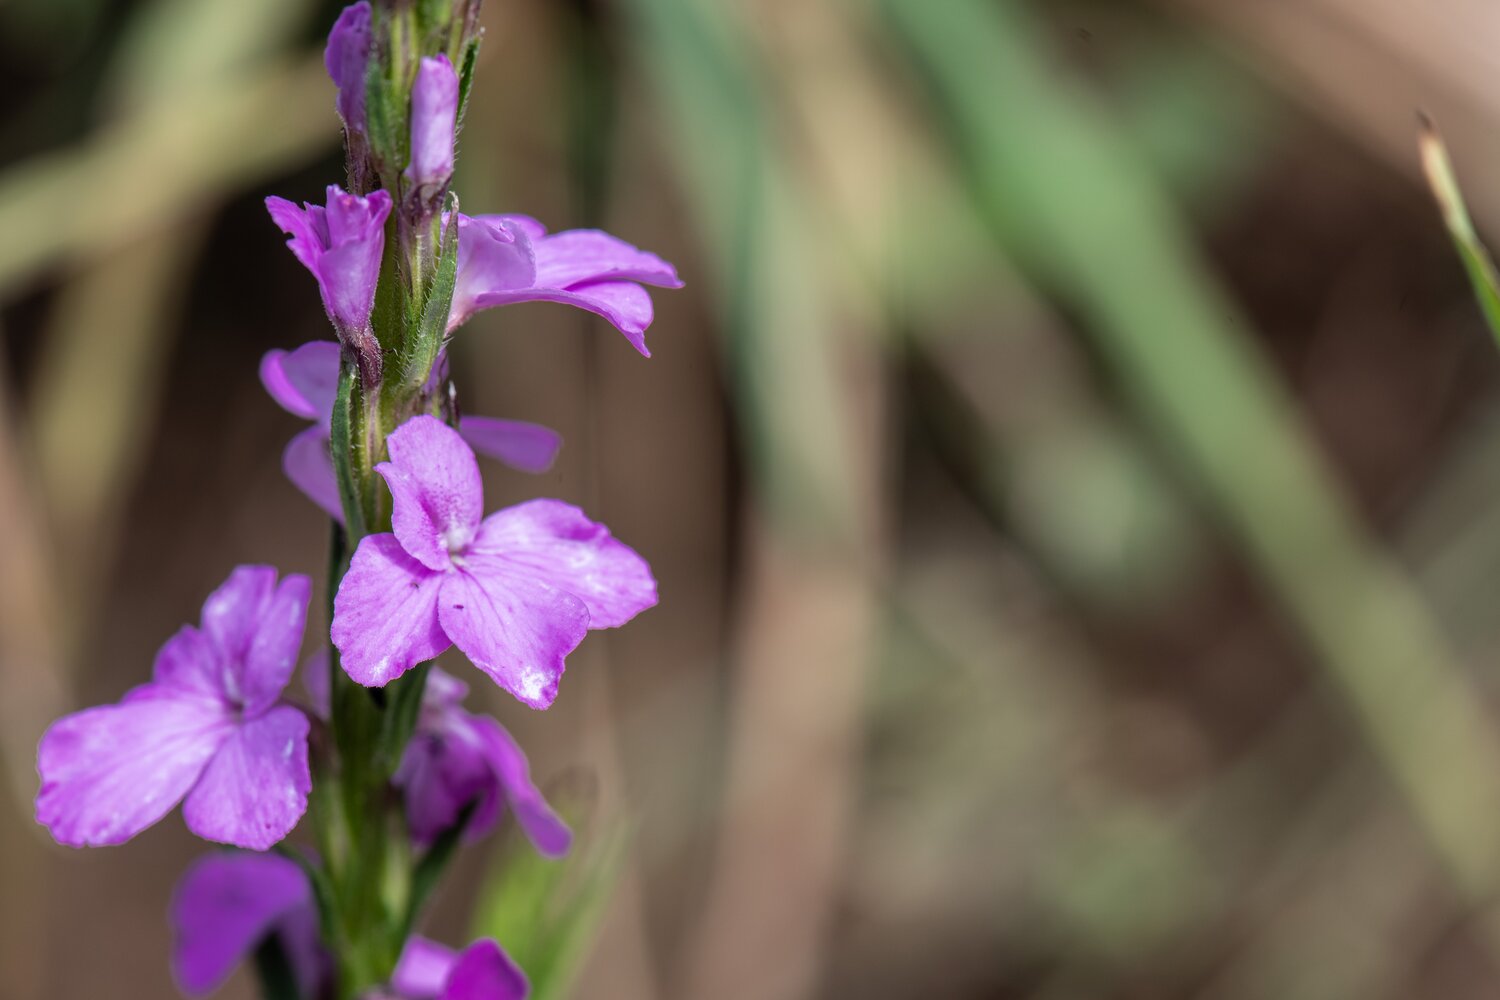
[1419,118,1500,346]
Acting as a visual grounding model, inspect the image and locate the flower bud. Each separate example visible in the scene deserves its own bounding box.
[325,2,372,138]
[406,55,460,195]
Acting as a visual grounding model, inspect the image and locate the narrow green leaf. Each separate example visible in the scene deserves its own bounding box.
[400,205,459,392]
[1419,119,1500,346]
[378,660,431,776]
[455,38,481,130]
[273,844,340,953]
[329,358,366,541]
[399,799,476,943]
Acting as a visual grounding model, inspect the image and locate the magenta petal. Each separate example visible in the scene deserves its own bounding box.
[472,280,656,356]
[471,499,658,629]
[261,340,341,426]
[397,719,490,845]
[425,665,470,708]
[151,625,224,701]
[378,415,484,571]
[182,706,311,850]
[497,214,547,240]
[325,1,372,131]
[36,692,232,847]
[470,715,571,856]
[265,197,327,275]
[201,565,277,666]
[261,350,317,420]
[437,567,589,710]
[532,230,683,289]
[284,425,345,522]
[200,566,311,715]
[451,215,538,330]
[440,939,529,1000]
[393,937,458,999]
[407,55,459,190]
[332,534,450,686]
[459,417,561,475]
[240,573,312,715]
[171,852,319,997]
[302,649,331,720]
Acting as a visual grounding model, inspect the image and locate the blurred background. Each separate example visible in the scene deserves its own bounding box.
[7,0,1500,997]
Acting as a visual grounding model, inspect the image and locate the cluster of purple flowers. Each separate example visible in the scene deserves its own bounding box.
[33,3,678,998]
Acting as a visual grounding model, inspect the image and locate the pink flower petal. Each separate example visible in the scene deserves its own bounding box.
[532,229,683,289]
[283,425,344,522]
[378,415,484,572]
[200,565,277,667]
[301,648,331,720]
[181,706,311,850]
[451,215,537,330]
[199,566,311,714]
[392,937,458,999]
[458,417,561,475]
[170,851,320,997]
[440,939,529,1000]
[470,714,571,856]
[497,214,547,240]
[260,341,341,425]
[472,280,656,356]
[150,624,224,701]
[470,499,657,629]
[265,197,327,275]
[240,573,313,716]
[437,564,589,710]
[36,692,233,846]
[332,534,450,687]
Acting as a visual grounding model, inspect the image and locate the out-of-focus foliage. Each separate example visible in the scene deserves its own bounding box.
[6,0,1500,999]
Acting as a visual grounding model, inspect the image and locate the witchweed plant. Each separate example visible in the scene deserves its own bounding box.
[32,3,681,998]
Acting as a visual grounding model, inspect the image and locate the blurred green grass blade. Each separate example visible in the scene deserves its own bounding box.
[1419,120,1500,346]
[470,782,628,1000]
[627,0,863,539]
[879,0,1500,902]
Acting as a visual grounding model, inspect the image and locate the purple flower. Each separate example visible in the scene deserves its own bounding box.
[171,852,326,998]
[395,668,571,852]
[331,416,656,708]
[170,854,526,1000]
[266,185,392,342]
[261,340,562,521]
[448,214,683,357]
[407,55,459,193]
[326,2,372,136]
[392,937,528,1000]
[36,566,313,850]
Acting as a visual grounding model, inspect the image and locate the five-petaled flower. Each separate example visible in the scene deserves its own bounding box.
[36,566,314,850]
[396,667,572,851]
[331,415,656,708]
[450,214,683,356]
[260,340,562,521]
